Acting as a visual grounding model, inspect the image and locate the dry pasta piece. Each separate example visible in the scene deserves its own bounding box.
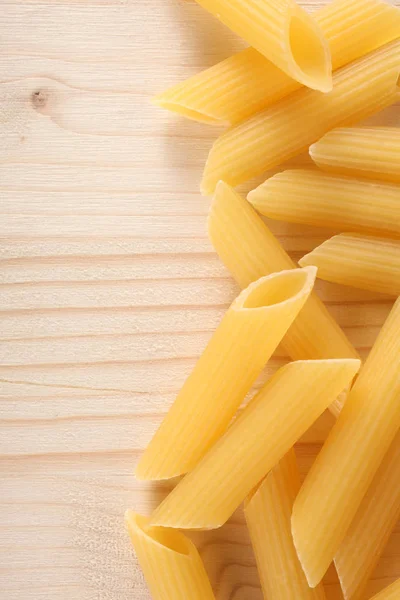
[292,297,400,588]
[244,449,327,600]
[201,39,400,194]
[191,0,331,92]
[334,431,400,600]
[249,170,400,238]
[154,48,297,126]
[125,511,215,600]
[136,267,316,481]
[208,181,293,287]
[151,358,360,530]
[310,126,400,183]
[299,234,400,296]
[155,0,400,125]
[317,0,400,71]
[370,579,400,600]
[208,182,359,416]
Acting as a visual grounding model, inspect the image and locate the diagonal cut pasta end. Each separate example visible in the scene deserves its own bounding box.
[125,510,216,599]
[151,93,225,126]
[286,4,332,93]
[207,180,234,237]
[201,147,219,196]
[298,246,323,269]
[207,179,295,287]
[247,170,299,216]
[231,265,317,314]
[125,510,192,555]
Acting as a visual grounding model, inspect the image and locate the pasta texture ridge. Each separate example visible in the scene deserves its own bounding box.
[136,266,316,480]
[310,126,400,182]
[151,358,360,530]
[249,170,400,239]
[208,181,359,416]
[125,511,215,600]
[299,233,400,296]
[334,431,400,600]
[202,39,400,194]
[155,0,400,125]
[244,449,327,600]
[292,297,400,587]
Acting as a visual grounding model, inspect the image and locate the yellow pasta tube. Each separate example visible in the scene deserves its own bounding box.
[202,40,400,194]
[334,431,400,600]
[208,182,359,416]
[371,580,400,600]
[208,181,293,286]
[244,449,327,600]
[191,0,332,92]
[300,234,400,296]
[155,0,400,125]
[310,126,400,183]
[249,170,400,238]
[154,48,298,126]
[125,511,215,600]
[136,267,316,481]
[292,297,400,588]
[151,358,360,530]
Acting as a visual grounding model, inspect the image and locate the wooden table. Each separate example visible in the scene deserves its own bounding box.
[1,1,400,598]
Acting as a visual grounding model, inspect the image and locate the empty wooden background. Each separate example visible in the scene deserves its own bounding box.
[1,1,400,598]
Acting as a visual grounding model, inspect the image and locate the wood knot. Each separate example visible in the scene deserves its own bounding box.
[31,89,49,111]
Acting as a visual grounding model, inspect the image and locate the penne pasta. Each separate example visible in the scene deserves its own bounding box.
[334,431,400,600]
[318,0,400,74]
[136,267,316,481]
[191,0,332,92]
[125,511,215,600]
[292,297,400,588]
[244,449,327,600]
[208,182,359,416]
[370,579,400,600]
[299,234,400,296]
[310,127,400,183]
[151,359,360,530]
[155,0,400,126]
[201,39,400,194]
[249,170,400,238]
[208,181,293,288]
[154,48,298,126]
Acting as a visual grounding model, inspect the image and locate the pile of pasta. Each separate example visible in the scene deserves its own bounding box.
[126,0,400,598]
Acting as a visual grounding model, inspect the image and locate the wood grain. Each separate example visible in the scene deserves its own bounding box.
[1,1,400,598]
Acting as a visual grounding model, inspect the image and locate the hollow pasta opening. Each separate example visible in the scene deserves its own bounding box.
[136,514,191,555]
[242,268,313,310]
[288,14,331,92]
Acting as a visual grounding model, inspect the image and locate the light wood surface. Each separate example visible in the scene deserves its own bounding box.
[1,1,400,599]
